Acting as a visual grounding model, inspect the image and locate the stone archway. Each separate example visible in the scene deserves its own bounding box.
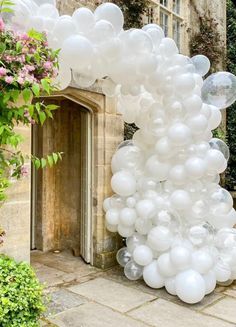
[31,87,124,268]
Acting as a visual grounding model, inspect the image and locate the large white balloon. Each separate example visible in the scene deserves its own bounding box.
[175,270,206,304]
[111,170,136,197]
[61,35,94,70]
[94,3,124,34]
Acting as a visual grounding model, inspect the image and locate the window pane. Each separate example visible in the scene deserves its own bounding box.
[160,11,169,36]
[160,0,168,7]
[173,19,181,49]
[173,0,180,14]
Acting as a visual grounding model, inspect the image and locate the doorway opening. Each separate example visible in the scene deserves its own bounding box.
[31,96,92,263]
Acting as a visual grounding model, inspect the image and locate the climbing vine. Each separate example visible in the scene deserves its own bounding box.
[189,8,225,72]
[226,0,236,190]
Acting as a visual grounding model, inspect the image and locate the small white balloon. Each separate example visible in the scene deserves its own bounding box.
[133,245,153,266]
[143,261,165,288]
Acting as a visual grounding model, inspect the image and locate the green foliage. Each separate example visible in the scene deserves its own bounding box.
[226,0,236,190]
[0,20,61,237]
[0,0,14,14]
[0,255,45,327]
[113,0,149,29]
[189,8,225,71]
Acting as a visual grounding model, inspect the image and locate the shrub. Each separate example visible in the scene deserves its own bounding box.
[0,255,45,327]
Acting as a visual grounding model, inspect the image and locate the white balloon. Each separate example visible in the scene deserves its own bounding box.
[111,171,136,197]
[191,55,210,76]
[191,250,214,274]
[148,226,173,252]
[136,199,156,219]
[168,123,192,146]
[94,3,124,33]
[157,253,177,278]
[170,246,191,270]
[119,208,137,227]
[165,277,177,295]
[176,269,206,304]
[133,245,153,266]
[61,35,94,70]
[203,270,216,295]
[72,8,95,33]
[37,4,59,19]
[143,261,165,288]
[170,190,192,211]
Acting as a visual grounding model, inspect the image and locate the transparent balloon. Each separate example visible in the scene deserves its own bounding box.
[201,72,236,109]
[116,247,132,267]
[124,260,143,281]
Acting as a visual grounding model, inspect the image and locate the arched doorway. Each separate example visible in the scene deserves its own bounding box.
[31,96,93,263]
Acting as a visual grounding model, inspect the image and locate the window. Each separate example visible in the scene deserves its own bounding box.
[160,10,169,36]
[148,7,154,24]
[173,0,180,14]
[160,0,168,7]
[173,18,181,49]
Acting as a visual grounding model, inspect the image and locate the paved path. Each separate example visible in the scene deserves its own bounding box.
[31,251,236,327]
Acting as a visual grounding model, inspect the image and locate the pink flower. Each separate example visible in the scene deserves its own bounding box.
[17,76,25,85]
[19,33,30,41]
[5,76,14,84]
[24,110,30,118]
[25,65,35,72]
[0,67,7,77]
[20,166,29,177]
[0,18,5,32]
[43,61,53,70]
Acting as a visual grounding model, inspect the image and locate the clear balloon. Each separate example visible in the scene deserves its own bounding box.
[116,247,132,267]
[201,72,236,109]
[124,260,143,281]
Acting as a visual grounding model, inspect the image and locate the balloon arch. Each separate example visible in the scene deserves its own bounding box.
[5,0,236,304]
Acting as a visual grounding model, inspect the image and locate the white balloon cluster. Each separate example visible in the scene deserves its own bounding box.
[5,1,236,304]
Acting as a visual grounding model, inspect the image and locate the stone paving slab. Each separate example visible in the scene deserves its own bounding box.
[68,277,156,313]
[46,289,87,316]
[48,302,151,327]
[128,298,234,327]
[203,297,236,324]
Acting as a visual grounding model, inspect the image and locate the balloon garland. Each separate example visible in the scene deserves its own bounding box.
[5,0,236,304]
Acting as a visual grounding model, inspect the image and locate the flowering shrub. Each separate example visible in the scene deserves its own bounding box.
[0,15,62,237]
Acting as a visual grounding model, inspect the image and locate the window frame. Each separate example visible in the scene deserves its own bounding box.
[146,0,185,51]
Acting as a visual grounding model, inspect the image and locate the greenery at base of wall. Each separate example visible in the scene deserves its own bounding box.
[226,0,236,190]
[0,255,45,327]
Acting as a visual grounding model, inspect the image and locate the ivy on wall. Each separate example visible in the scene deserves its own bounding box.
[189,13,225,72]
[226,0,236,190]
[113,0,149,29]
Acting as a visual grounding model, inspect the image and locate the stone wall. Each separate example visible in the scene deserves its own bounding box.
[0,125,31,262]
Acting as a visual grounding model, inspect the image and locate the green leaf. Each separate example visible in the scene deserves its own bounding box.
[39,112,46,125]
[28,105,34,117]
[22,88,32,103]
[16,41,22,52]
[10,90,20,102]
[52,152,58,164]
[41,158,47,168]
[1,7,13,13]
[41,79,50,94]
[47,155,54,167]
[34,159,41,170]
[32,84,40,97]
[0,126,4,135]
[46,104,59,111]
[27,29,44,41]
[0,42,6,54]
